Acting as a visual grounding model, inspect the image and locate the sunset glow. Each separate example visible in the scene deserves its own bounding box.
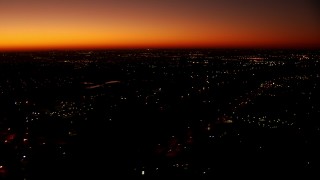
[1,0,319,50]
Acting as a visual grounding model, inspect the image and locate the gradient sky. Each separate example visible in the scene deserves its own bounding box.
[0,0,319,50]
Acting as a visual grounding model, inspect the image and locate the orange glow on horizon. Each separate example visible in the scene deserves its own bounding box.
[0,0,319,51]
[1,23,319,51]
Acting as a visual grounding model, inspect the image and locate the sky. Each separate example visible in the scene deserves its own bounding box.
[0,0,319,50]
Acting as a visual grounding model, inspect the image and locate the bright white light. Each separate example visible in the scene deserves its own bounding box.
[141,170,145,175]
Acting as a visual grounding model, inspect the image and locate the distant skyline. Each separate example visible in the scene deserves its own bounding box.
[0,0,319,51]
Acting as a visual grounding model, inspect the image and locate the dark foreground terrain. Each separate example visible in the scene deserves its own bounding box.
[0,49,319,178]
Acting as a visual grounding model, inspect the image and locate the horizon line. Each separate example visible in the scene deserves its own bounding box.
[1,46,319,52]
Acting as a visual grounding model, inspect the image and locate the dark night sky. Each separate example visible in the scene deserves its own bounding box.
[1,0,319,50]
